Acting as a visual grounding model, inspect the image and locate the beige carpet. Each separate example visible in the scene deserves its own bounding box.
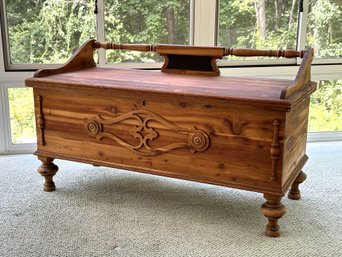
[0,142,341,257]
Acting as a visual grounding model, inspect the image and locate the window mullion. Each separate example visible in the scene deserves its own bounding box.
[189,0,194,45]
[297,0,309,64]
[0,0,10,72]
[193,0,218,46]
[2,83,36,154]
[0,87,5,153]
[0,21,8,153]
[96,0,106,65]
[0,84,10,153]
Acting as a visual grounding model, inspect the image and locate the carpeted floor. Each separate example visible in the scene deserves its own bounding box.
[0,142,341,257]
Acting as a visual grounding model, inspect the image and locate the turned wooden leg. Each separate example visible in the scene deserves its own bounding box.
[260,194,286,237]
[37,156,59,192]
[288,170,307,200]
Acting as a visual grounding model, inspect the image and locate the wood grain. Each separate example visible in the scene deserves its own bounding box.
[32,87,287,194]
[27,67,297,110]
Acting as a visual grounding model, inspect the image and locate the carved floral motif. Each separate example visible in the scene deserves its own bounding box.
[85,109,210,156]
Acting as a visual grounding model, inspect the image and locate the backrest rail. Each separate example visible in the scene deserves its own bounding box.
[93,41,305,59]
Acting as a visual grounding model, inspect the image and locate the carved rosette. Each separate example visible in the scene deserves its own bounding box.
[188,131,209,153]
[85,120,102,135]
[85,109,210,156]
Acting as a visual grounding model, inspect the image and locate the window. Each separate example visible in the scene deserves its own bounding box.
[2,0,342,66]
[0,83,37,154]
[104,0,191,63]
[1,0,342,153]
[218,0,300,64]
[218,0,298,50]
[2,0,96,66]
[8,87,36,144]
[307,0,342,59]
[1,0,191,67]
[309,79,342,132]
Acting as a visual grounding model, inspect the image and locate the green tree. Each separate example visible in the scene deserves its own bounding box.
[309,80,342,131]
[307,0,342,57]
[8,88,35,143]
[6,0,96,64]
[5,0,190,64]
[104,0,190,63]
[218,0,298,49]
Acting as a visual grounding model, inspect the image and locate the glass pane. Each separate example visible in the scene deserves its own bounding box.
[307,0,342,58]
[218,0,298,59]
[5,0,96,64]
[104,0,191,63]
[309,80,342,132]
[8,88,36,144]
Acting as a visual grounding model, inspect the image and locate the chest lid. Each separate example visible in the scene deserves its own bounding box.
[25,39,317,110]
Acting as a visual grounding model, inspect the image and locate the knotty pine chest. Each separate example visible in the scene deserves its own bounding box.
[26,39,316,237]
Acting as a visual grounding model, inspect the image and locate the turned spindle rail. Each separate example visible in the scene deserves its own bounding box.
[92,41,309,84]
[93,41,305,58]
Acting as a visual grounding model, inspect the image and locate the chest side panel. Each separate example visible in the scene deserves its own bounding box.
[282,98,310,190]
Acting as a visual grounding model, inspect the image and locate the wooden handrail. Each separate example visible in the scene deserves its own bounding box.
[93,41,305,59]
[223,48,305,58]
[93,41,156,52]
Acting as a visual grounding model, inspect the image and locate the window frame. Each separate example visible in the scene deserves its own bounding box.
[3,0,342,70]
[0,81,36,154]
[299,0,342,65]
[0,0,341,155]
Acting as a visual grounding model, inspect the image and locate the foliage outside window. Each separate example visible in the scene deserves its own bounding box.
[218,0,298,50]
[307,0,342,58]
[104,0,190,63]
[7,80,341,143]
[309,80,342,132]
[8,88,36,144]
[218,0,342,60]
[3,0,190,65]
[1,0,342,140]
[4,0,96,64]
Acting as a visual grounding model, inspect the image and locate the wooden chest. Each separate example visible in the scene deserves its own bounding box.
[25,39,316,237]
